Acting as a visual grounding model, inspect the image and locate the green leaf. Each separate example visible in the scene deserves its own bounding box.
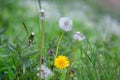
[19,71,38,80]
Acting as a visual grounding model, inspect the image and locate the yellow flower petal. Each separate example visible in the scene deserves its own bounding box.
[54,55,69,69]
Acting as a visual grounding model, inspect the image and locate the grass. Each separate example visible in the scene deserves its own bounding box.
[0,0,120,80]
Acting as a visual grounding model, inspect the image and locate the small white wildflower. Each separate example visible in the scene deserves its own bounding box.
[31,32,35,35]
[73,32,85,41]
[40,9,45,19]
[28,32,35,45]
[37,65,53,79]
[59,17,72,31]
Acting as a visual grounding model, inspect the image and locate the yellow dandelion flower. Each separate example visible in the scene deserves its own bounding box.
[54,55,69,69]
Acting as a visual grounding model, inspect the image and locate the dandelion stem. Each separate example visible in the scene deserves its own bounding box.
[55,32,64,57]
[38,0,45,79]
[39,19,44,80]
[66,41,78,80]
[38,0,42,9]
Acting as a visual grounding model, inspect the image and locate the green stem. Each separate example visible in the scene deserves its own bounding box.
[38,0,42,10]
[55,32,64,57]
[39,19,44,80]
[23,64,25,74]
[66,41,78,80]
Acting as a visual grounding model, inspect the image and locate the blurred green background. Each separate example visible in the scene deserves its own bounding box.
[0,0,120,80]
[1,0,120,38]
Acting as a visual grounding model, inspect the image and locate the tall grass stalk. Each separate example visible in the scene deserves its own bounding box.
[66,41,78,80]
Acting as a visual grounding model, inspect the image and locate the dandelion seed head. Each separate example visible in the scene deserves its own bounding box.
[40,9,45,19]
[37,65,53,79]
[59,17,72,31]
[73,32,85,41]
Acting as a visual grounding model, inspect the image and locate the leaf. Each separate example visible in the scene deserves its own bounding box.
[7,43,16,53]
[22,51,38,58]
[0,27,7,34]
[23,22,29,35]
[16,43,23,54]
[19,71,38,80]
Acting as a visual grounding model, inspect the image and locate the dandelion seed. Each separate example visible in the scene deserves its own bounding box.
[37,65,53,79]
[59,17,72,31]
[73,32,85,41]
[54,55,69,69]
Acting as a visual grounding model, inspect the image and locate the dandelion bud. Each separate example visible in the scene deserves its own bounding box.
[40,9,45,19]
[70,68,75,74]
[41,57,44,64]
[31,32,35,35]
[48,49,54,56]
[29,32,35,39]
[59,17,72,31]
[73,32,85,41]
[28,32,35,46]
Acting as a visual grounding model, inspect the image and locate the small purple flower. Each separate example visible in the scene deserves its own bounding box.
[48,49,54,56]
[70,68,75,74]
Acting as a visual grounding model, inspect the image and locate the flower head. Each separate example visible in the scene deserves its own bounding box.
[37,65,53,79]
[73,32,85,41]
[59,17,72,31]
[48,49,54,56]
[28,32,35,46]
[41,57,44,64]
[54,55,69,69]
[40,9,45,19]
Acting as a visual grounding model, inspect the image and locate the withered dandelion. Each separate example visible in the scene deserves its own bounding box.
[73,31,85,41]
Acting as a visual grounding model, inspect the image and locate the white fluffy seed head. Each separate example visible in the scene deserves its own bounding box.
[73,32,85,41]
[37,65,53,79]
[59,17,72,31]
[31,32,35,35]
[40,9,45,19]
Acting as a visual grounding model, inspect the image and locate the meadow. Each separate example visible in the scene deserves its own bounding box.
[0,0,120,80]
